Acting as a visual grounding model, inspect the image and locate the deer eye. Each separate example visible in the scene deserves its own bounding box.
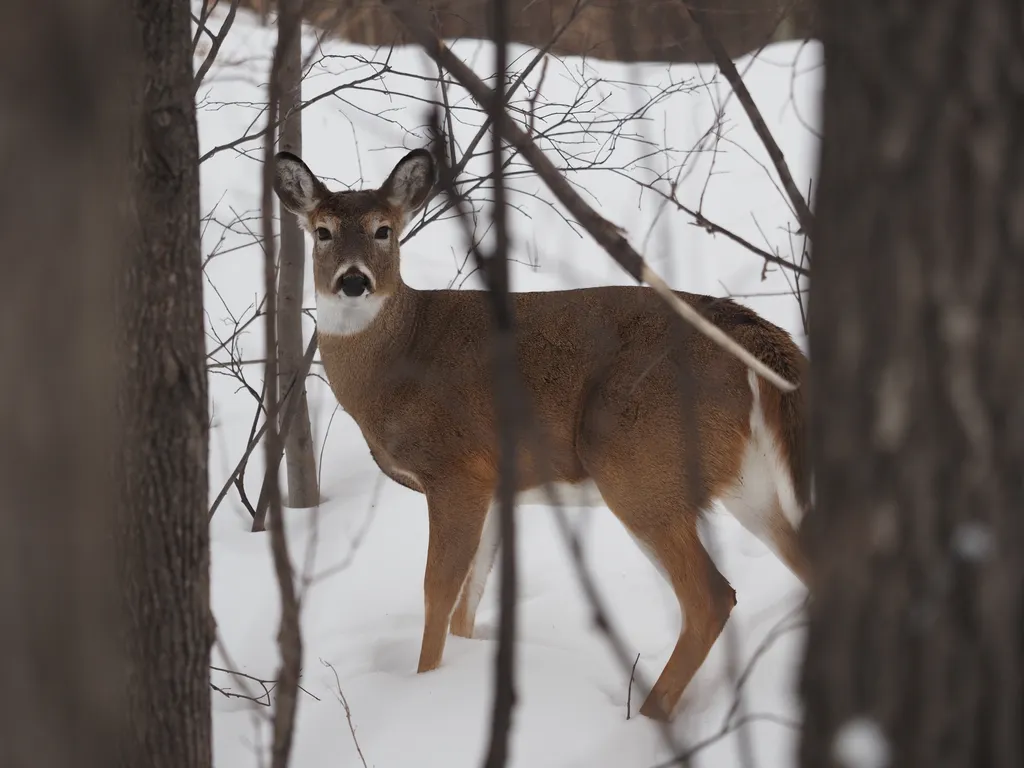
[315,227,332,241]
[374,225,391,240]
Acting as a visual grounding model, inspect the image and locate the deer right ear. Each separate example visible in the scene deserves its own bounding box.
[381,149,436,219]
[274,152,328,216]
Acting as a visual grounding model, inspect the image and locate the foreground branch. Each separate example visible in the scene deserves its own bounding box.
[480,3,518,766]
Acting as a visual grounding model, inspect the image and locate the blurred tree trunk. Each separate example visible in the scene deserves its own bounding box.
[0,1,127,765]
[802,1,1024,767]
[277,0,320,509]
[116,0,214,764]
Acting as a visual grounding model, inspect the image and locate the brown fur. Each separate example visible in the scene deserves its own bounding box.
[274,149,811,722]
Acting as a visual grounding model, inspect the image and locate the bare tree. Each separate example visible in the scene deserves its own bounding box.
[801,1,1024,766]
[277,0,320,509]
[116,0,213,764]
[0,1,128,765]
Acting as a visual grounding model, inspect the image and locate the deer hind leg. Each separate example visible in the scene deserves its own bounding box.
[418,483,491,673]
[581,457,736,721]
[719,374,811,586]
[450,503,500,638]
[643,546,736,721]
[719,450,811,585]
[619,507,735,721]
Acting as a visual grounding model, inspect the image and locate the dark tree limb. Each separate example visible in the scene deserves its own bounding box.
[480,2,519,765]
[193,0,242,94]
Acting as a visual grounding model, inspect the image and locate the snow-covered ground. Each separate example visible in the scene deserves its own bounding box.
[198,7,821,766]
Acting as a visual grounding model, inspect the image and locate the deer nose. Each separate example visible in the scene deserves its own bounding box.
[336,268,371,297]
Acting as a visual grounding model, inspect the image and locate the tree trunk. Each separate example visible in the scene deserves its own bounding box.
[277,0,320,509]
[116,0,213,764]
[801,1,1024,767]
[0,2,127,765]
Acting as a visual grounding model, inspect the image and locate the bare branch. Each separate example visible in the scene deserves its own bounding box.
[321,660,369,768]
[614,170,809,277]
[199,64,394,164]
[193,0,242,94]
[383,0,797,393]
[209,664,321,708]
[681,1,814,236]
[208,334,316,522]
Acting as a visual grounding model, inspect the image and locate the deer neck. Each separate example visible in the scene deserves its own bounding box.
[315,280,420,407]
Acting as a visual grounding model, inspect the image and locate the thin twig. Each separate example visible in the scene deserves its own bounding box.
[210,664,322,707]
[321,660,369,768]
[615,171,809,277]
[627,652,641,720]
[199,66,395,164]
[651,713,800,768]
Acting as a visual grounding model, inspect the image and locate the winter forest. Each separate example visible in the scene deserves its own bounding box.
[3,1,1023,767]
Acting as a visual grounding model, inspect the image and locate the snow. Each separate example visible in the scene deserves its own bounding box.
[952,521,994,562]
[832,718,891,768]
[198,6,821,767]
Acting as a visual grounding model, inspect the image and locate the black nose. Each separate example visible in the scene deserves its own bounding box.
[338,271,370,297]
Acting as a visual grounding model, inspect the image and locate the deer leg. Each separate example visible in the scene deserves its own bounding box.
[635,526,736,721]
[761,503,812,587]
[417,485,491,673]
[718,459,811,587]
[450,503,500,638]
[584,458,737,721]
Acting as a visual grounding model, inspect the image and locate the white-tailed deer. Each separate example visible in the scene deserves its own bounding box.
[274,147,810,721]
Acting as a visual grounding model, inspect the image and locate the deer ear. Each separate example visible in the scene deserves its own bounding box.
[274,152,329,216]
[380,149,435,219]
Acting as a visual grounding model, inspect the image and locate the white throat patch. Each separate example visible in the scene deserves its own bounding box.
[315,291,386,336]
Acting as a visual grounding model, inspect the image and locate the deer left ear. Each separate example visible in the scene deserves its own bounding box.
[380,149,435,221]
[274,151,329,217]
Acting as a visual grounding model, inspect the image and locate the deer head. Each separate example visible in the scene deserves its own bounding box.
[273,148,435,335]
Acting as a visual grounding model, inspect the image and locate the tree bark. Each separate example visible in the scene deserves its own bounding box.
[802,1,1024,767]
[116,0,213,764]
[277,0,320,509]
[0,1,127,765]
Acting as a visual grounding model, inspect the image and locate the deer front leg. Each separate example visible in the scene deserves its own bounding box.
[450,503,500,638]
[417,485,491,673]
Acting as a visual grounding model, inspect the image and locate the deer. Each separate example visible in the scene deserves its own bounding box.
[273,146,811,721]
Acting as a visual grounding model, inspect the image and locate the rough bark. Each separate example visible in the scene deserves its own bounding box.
[277,0,320,509]
[116,0,213,764]
[0,1,127,765]
[802,1,1024,767]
